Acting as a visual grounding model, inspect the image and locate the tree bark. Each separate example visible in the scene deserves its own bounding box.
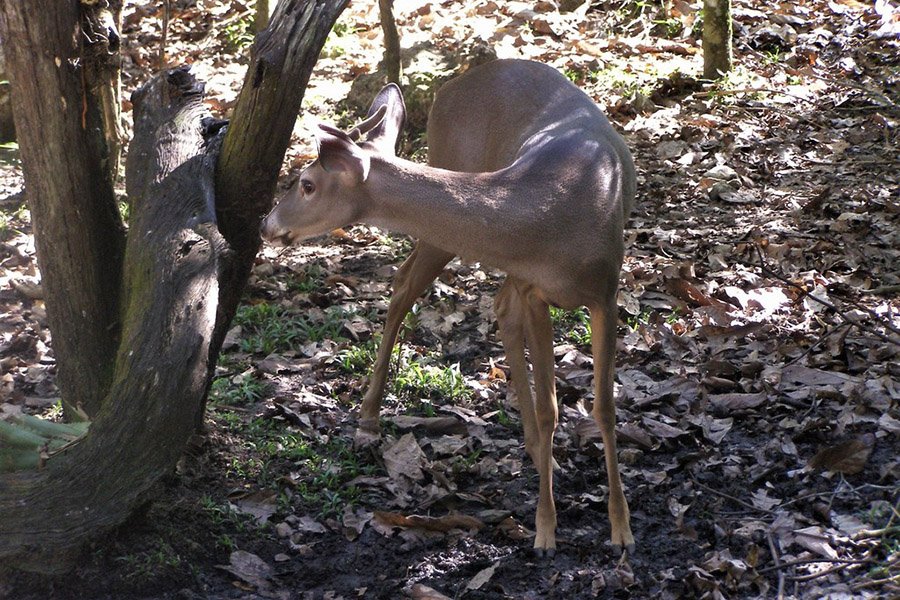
[0,0,349,574]
[81,0,125,183]
[379,0,401,84]
[703,0,733,79]
[208,0,349,425]
[0,1,125,419]
[0,66,222,575]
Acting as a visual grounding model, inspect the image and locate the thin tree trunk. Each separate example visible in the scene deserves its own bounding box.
[703,0,733,79]
[208,0,349,425]
[82,0,125,183]
[0,1,125,419]
[379,0,401,84]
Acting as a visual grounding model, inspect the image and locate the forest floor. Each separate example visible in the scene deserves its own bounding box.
[1,0,899,599]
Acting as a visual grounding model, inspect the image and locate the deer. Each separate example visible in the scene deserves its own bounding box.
[261,59,636,557]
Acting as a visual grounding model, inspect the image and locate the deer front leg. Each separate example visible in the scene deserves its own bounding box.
[590,297,634,554]
[359,242,453,432]
[520,284,559,557]
[494,279,540,465]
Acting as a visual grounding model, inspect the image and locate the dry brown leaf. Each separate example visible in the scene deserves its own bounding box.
[218,550,274,591]
[466,563,498,591]
[642,416,688,440]
[373,511,484,535]
[497,516,533,541]
[708,391,767,411]
[406,583,453,600]
[388,415,468,436]
[808,434,875,475]
[382,433,427,481]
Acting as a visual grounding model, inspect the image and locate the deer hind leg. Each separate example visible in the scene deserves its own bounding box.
[359,241,453,432]
[519,282,559,557]
[590,295,634,553]
[494,279,540,465]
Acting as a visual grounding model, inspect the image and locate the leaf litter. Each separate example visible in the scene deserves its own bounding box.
[1,0,898,598]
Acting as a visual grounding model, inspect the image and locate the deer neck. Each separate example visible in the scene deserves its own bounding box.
[360,157,499,254]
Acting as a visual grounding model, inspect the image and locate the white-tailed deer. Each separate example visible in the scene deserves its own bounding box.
[261,59,636,556]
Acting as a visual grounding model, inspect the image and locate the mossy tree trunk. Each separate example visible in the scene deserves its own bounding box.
[703,0,733,79]
[0,0,348,574]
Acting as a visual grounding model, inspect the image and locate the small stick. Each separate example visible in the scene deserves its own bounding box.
[747,244,900,346]
[692,479,776,515]
[759,556,873,574]
[159,0,170,70]
[767,531,786,600]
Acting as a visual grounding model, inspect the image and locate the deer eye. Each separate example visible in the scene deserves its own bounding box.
[300,179,315,195]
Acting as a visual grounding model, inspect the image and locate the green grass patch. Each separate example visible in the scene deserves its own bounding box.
[213,413,377,519]
[550,306,592,346]
[234,302,352,354]
[209,370,271,406]
[390,352,472,411]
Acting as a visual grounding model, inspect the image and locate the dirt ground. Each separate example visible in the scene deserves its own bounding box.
[1,1,898,599]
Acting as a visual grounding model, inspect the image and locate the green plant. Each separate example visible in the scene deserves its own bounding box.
[320,20,358,59]
[286,263,324,293]
[234,302,352,354]
[0,202,28,241]
[654,19,681,38]
[222,14,255,52]
[626,308,652,331]
[209,371,270,406]
[391,359,471,405]
[550,306,592,346]
[762,48,783,66]
[336,337,380,375]
[114,539,182,583]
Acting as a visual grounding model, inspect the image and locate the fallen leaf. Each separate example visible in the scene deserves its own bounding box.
[219,550,273,591]
[497,516,533,541]
[708,391,767,411]
[466,563,498,591]
[342,505,373,541]
[228,489,278,525]
[808,434,875,474]
[373,511,484,535]
[406,583,453,600]
[387,415,467,436]
[383,433,427,481]
[792,526,839,559]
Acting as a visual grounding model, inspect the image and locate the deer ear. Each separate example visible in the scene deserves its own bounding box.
[315,125,370,183]
[359,83,406,155]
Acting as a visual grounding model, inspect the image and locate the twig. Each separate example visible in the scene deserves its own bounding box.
[159,0,170,70]
[784,321,851,367]
[692,479,776,515]
[758,556,873,574]
[767,531,786,600]
[694,87,818,105]
[785,561,858,582]
[851,573,900,592]
[747,244,900,347]
[853,526,900,541]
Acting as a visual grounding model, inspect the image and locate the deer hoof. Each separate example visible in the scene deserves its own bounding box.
[354,423,381,448]
[611,542,636,557]
[533,547,556,559]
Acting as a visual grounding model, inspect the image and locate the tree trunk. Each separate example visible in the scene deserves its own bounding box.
[0,2,125,419]
[379,0,401,84]
[0,65,221,575]
[703,0,733,79]
[81,0,125,183]
[0,0,349,574]
[207,0,349,425]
